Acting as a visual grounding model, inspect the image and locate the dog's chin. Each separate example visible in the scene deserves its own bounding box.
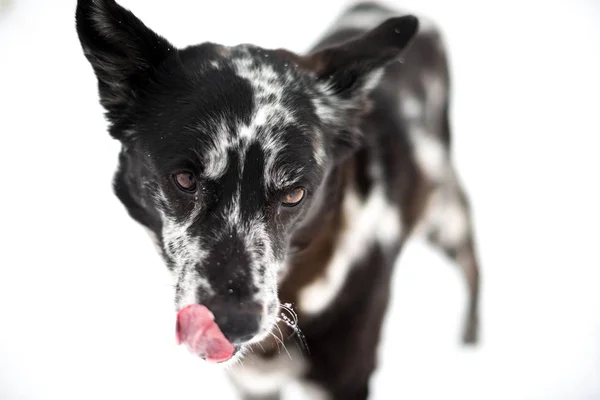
[216,330,273,369]
[215,345,248,369]
[188,343,248,368]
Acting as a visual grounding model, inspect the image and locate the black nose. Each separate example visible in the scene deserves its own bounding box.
[207,301,262,345]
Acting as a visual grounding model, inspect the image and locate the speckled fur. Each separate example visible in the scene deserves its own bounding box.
[75,1,482,399]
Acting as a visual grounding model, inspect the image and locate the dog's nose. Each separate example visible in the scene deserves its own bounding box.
[206,300,262,345]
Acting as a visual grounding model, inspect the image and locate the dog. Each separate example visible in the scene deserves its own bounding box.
[75,0,482,398]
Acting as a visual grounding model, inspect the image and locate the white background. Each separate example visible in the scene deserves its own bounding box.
[1,0,599,399]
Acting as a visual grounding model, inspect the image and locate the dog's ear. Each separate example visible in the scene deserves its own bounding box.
[298,15,418,160]
[306,15,419,99]
[75,0,175,136]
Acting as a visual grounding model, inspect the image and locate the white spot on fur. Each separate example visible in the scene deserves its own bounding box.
[242,217,278,309]
[312,131,327,167]
[228,346,306,397]
[288,380,331,400]
[363,68,385,93]
[299,184,401,315]
[204,146,229,179]
[409,127,446,181]
[312,96,338,126]
[155,190,213,307]
[215,142,281,335]
[177,269,207,307]
[437,199,468,247]
[202,122,231,179]
[418,170,469,248]
[376,204,403,249]
[238,124,254,141]
[231,51,307,190]
[254,106,269,126]
[401,91,424,119]
[223,186,242,229]
[233,56,295,128]
[424,73,446,118]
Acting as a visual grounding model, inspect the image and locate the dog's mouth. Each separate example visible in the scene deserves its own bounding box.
[176,304,236,363]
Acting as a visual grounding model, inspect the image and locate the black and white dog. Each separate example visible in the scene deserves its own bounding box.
[75,0,481,398]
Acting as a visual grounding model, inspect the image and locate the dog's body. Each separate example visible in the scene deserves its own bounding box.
[228,5,481,399]
[76,1,481,399]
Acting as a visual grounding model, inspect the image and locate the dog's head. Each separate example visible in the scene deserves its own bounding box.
[76,0,418,363]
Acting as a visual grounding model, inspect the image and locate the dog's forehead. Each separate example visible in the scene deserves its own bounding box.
[135,43,327,188]
[198,45,325,185]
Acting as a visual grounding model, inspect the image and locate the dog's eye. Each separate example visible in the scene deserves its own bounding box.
[173,171,197,193]
[282,188,306,207]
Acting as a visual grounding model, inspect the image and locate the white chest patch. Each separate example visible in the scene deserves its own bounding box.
[298,184,402,315]
[228,347,307,397]
[287,380,331,400]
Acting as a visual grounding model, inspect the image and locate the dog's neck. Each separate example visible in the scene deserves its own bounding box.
[279,153,357,309]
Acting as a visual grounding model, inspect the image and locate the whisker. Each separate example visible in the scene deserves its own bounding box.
[269,330,292,360]
[274,321,286,343]
[277,317,310,356]
[272,323,286,352]
[257,341,266,353]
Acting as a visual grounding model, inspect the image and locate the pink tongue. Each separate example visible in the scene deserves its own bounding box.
[176,304,235,363]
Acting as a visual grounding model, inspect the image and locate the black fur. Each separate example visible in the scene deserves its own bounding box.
[76,1,481,399]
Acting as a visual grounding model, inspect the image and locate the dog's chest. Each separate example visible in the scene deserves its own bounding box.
[228,347,328,399]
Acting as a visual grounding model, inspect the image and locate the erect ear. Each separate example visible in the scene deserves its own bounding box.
[75,0,175,135]
[285,15,418,161]
[305,15,419,99]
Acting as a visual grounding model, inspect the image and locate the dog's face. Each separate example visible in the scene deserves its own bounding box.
[76,0,417,362]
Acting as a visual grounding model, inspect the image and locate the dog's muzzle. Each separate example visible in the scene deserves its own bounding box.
[176,301,262,363]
